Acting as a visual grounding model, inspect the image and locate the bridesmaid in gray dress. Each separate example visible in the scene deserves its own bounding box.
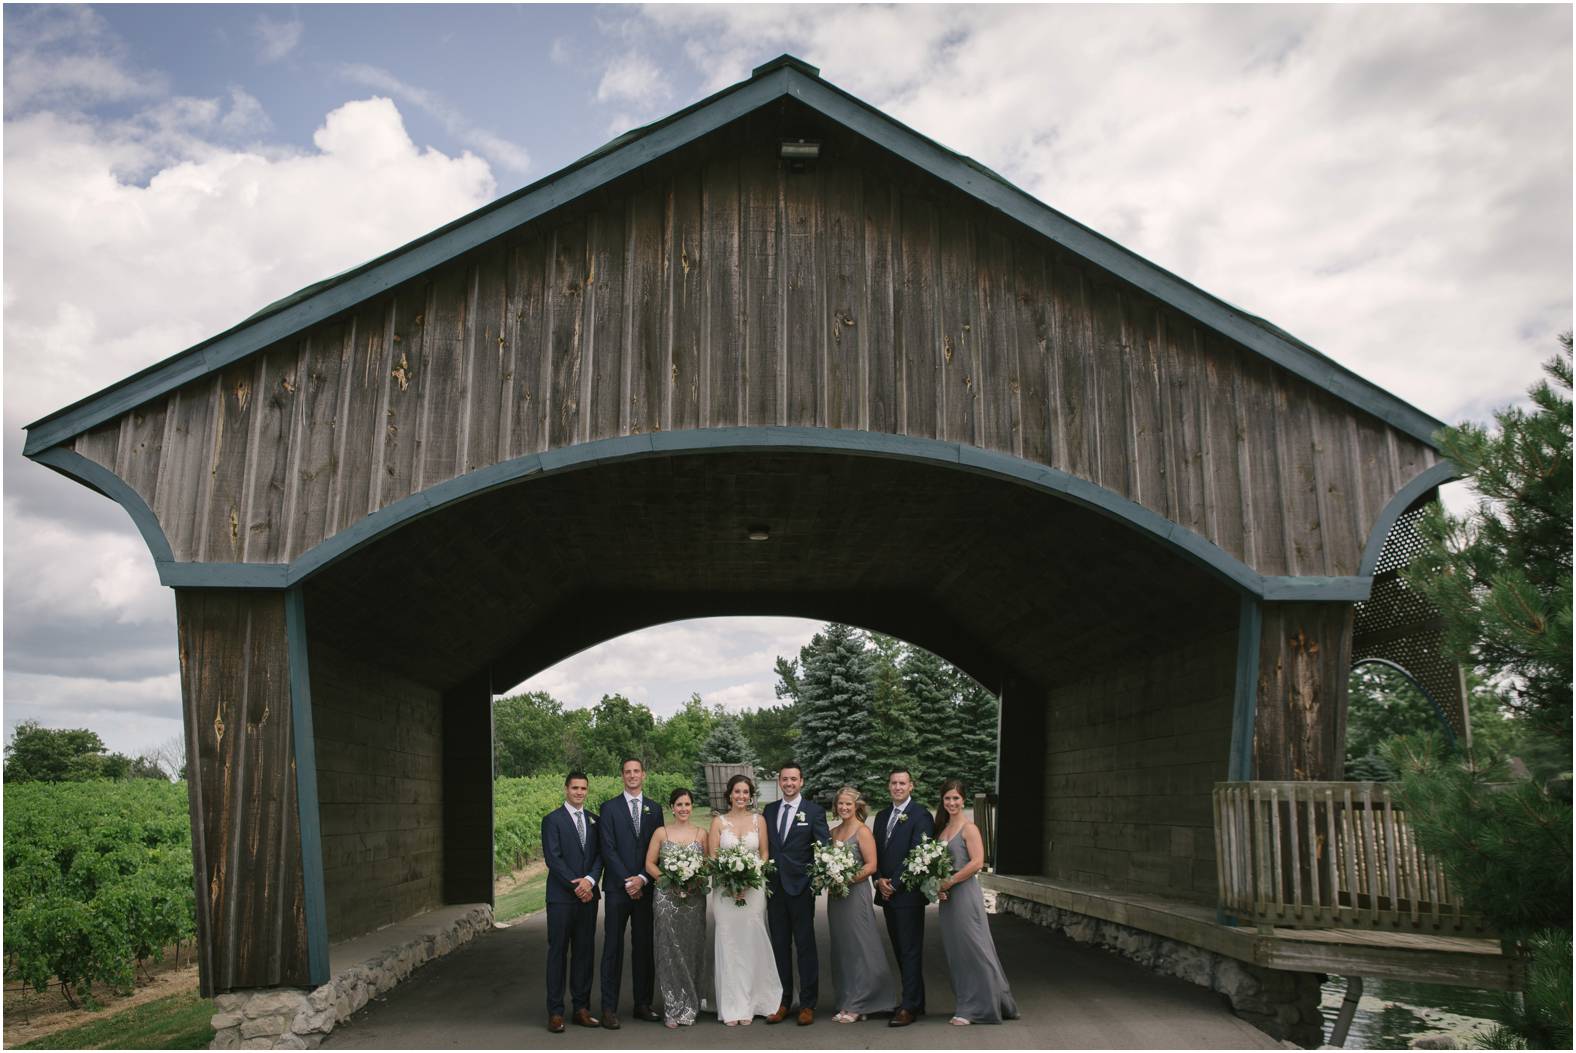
[826,786,899,1023]
[643,787,710,1028]
[934,779,1018,1026]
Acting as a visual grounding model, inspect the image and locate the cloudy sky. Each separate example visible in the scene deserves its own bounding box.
[4,4,1570,757]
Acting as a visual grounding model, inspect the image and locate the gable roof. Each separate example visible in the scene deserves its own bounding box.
[23,54,1446,457]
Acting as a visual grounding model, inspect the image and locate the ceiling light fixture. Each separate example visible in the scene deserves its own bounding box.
[747,526,771,541]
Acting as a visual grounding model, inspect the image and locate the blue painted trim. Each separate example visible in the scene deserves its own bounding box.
[1357,461,1458,576]
[1261,576,1372,602]
[285,588,330,985]
[1229,596,1262,781]
[1351,657,1460,749]
[24,60,1446,457]
[33,446,174,563]
[158,562,290,589]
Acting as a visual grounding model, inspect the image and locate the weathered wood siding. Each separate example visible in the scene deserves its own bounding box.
[177,590,310,994]
[71,116,1436,577]
[1254,602,1354,781]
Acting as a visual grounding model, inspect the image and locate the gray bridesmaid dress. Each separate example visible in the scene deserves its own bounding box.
[653,838,709,1025]
[826,835,899,1015]
[939,831,1018,1023]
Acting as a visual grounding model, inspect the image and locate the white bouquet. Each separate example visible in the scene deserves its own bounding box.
[810,838,859,898]
[707,843,775,907]
[900,836,955,903]
[655,841,708,898]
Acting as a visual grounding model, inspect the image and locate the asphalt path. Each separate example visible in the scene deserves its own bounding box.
[323,899,1274,1049]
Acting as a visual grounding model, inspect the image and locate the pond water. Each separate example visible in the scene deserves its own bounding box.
[1319,975,1506,1049]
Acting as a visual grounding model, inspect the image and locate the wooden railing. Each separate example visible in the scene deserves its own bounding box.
[1214,781,1489,934]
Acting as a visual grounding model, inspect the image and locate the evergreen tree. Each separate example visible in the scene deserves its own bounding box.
[738,703,799,771]
[793,624,875,804]
[902,646,957,801]
[1404,335,1572,738]
[952,666,1000,795]
[866,634,920,800]
[695,713,756,806]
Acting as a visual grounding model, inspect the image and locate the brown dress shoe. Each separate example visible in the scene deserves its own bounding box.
[797,1008,815,1026]
[572,1009,599,1028]
[765,1004,790,1024]
[601,1011,621,1030]
[547,1015,565,1033]
[889,1008,916,1027]
[633,1005,661,1023]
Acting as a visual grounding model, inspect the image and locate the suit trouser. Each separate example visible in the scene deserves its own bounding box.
[545,899,599,1015]
[882,904,926,1012]
[601,891,655,1011]
[767,885,819,1008]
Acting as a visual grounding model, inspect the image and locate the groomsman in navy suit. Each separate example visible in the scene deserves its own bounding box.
[763,761,831,1025]
[597,757,663,1028]
[541,772,602,1033]
[873,767,935,1027]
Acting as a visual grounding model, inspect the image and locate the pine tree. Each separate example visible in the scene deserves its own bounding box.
[866,634,920,800]
[793,624,875,804]
[952,667,1000,795]
[1404,335,1572,737]
[902,645,957,802]
[695,713,756,807]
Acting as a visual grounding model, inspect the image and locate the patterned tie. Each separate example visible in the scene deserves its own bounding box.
[574,809,586,852]
[630,797,641,836]
[887,804,901,838]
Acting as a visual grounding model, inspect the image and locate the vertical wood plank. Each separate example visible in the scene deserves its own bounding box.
[703,155,743,428]
[465,244,511,467]
[669,171,704,431]
[1088,276,1129,498]
[625,190,667,434]
[741,147,783,430]
[977,228,1020,456]
[379,283,430,505]
[938,207,978,445]
[823,156,864,430]
[203,361,262,563]
[545,220,588,450]
[861,175,897,433]
[505,235,551,455]
[1127,299,1168,518]
[416,265,470,487]
[244,346,304,562]
[291,322,350,554]
[1015,247,1054,467]
[782,162,821,427]
[119,401,168,518]
[896,192,939,439]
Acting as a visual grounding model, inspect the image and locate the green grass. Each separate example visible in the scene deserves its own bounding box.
[16,989,213,1050]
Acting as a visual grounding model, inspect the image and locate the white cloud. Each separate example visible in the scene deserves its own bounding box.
[3,6,167,113]
[253,15,303,64]
[338,63,532,175]
[595,51,670,109]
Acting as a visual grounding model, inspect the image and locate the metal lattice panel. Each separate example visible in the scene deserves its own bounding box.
[1351,495,1470,742]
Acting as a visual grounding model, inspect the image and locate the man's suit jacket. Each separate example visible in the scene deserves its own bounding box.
[542,805,603,906]
[872,800,936,909]
[598,794,663,902]
[764,798,831,896]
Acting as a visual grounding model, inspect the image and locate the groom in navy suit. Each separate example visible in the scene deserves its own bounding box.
[874,767,935,1027]
[763,761,830,1026]
[597,757,663,1028]
[541,772,602,1033]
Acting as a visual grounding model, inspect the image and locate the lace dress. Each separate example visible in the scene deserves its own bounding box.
[711,825,783,1022]
[653,838,709,1025]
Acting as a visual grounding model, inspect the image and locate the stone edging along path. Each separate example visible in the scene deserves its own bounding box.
[210,904,493,1049]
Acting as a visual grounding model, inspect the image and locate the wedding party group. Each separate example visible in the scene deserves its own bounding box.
[540,757,1018,1034]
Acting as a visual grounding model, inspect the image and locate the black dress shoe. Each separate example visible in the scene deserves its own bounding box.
[633,1005,661,1023]
[601,1011,621,1030]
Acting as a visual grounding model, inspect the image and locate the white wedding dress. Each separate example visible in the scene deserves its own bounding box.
[711,826,784,1022]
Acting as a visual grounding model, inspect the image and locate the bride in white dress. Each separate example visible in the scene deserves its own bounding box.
[707,774,784,1026]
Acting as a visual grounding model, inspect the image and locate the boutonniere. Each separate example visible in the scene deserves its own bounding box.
[898,813,910,824]
[795,813,809,825]
[587,815,597,824]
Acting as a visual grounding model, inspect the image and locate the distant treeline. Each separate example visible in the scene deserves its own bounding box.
[494,624,1000,806]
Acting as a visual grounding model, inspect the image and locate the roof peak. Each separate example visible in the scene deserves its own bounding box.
[752,54,821,79]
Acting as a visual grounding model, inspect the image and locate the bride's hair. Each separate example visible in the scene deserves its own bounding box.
[833,786,868,824]
[725,773,756,809]
[934,778,967,832]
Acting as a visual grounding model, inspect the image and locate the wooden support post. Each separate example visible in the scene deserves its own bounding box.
[442,674,495,905]
[1253,602,1354,781]
[177,588,327,995]
[994,676,1046,875]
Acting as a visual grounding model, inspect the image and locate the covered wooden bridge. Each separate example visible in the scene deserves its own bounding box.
[26,56,1492,1042]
